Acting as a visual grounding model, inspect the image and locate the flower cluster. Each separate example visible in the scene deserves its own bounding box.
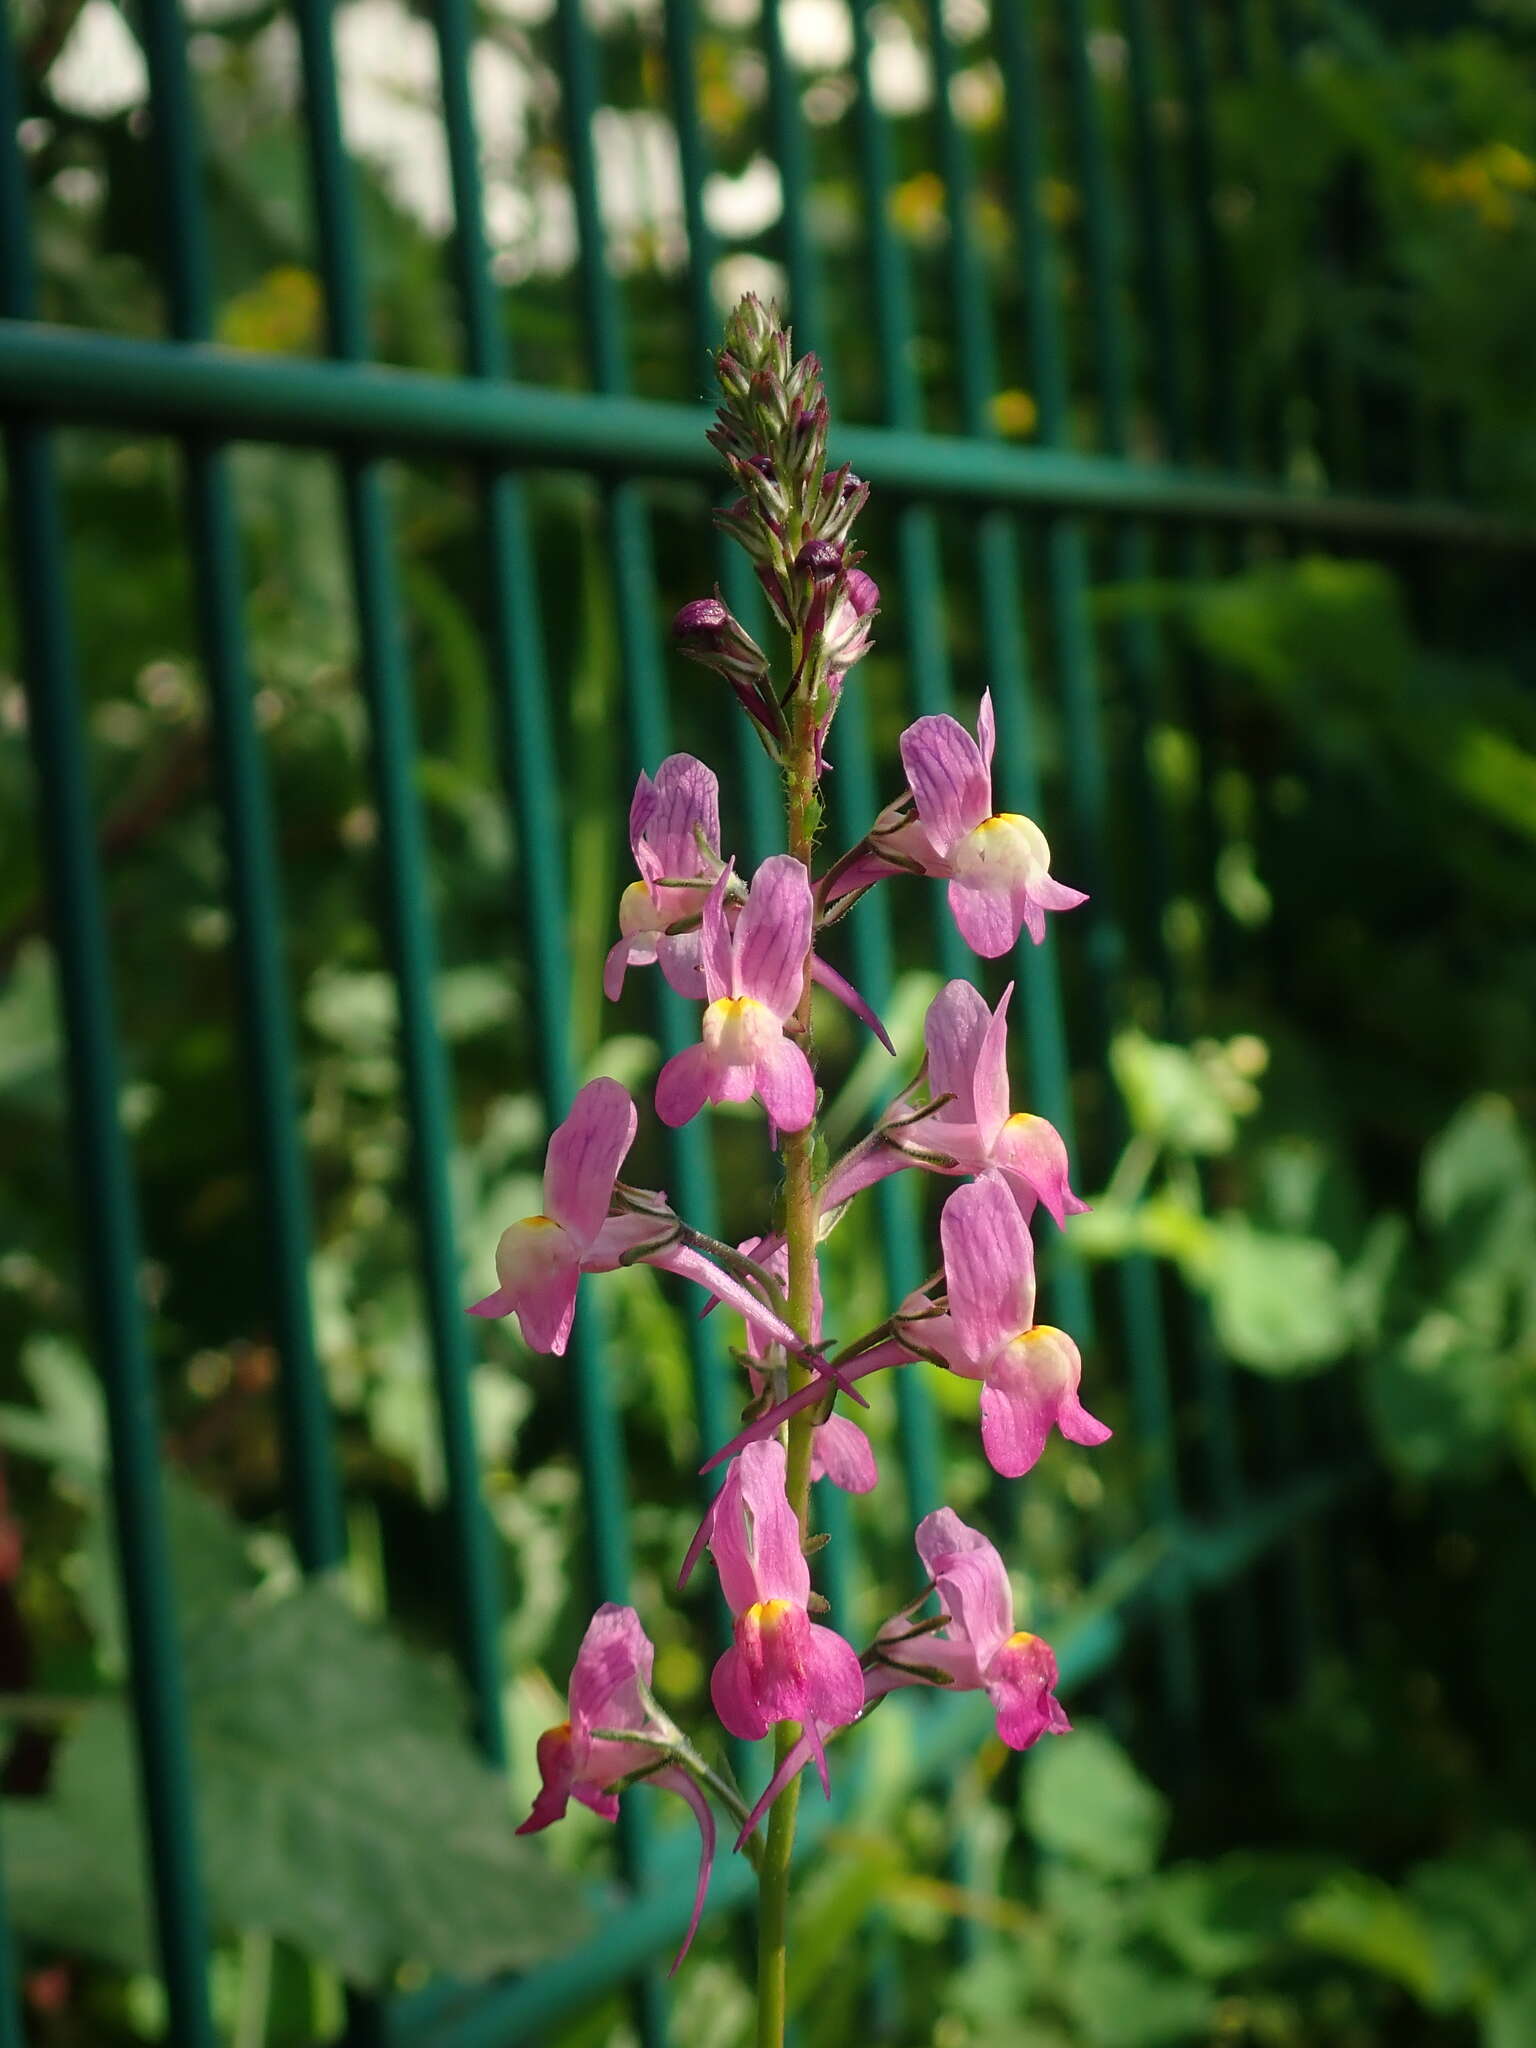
[472,298,1104,1983]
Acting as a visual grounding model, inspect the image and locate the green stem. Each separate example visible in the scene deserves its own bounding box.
[757,680,821,2048]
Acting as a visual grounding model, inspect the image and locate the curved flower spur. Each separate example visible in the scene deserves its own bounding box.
[468,298,1107,2031]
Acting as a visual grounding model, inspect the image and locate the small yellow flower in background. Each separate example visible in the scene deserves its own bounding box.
[891,170,947,241]
[218,266,322,355]
[1418,141,1535,230]
[992,388,1039,438]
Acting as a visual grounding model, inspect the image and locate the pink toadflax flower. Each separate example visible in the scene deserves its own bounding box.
[741,1245,877,1495]
[917,1171,1110,1478]
[737,1506,1069,1845]
[821,979,1088,1229]
[656,859,817,1133]
[691,1439,864,1787]
[831,692,1086,957]
[604,754,723,1002]
[517,1603,715,1971]
[880,1508,1071,1744]
[468,1077,807,1356]
[701,1169,1108,1482]
[603,755,890,1050]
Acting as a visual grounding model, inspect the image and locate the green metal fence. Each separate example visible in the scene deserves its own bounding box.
[0,0,1529,2041]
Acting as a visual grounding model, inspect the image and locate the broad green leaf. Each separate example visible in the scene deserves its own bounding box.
[1024,1724,1168,1878]
[2,1706,154,1972]
[1292,1873,1452,2007]
[1422,1095,1534,1241]
[6,1584,589,1987]
[1143,1853,1337,1979]
[1203,1217,1353,1374]
[1407,1837,1536,1984]
[1486,1954,1536,2048]
[1366,1316,1510,1478]
[1060,1940,1217,2047]
[1111,1031,1245,1156]
[183,1583,588,1983]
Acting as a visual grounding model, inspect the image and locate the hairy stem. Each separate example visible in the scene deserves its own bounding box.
[756,682,821,2048]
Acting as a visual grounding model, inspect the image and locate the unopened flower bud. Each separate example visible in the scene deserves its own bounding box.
[795,538,843,584]
[673,596,731,646]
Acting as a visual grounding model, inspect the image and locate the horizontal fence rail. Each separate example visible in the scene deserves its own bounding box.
[0,327,1530,549]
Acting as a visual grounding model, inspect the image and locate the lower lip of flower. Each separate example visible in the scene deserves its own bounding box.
[950,812,1049,889]
[497,1213,572,1287]
[1000,1327,1069,1385]
[736,1597,806,1678]
[703,995,779,1064]
[618,878,668,937]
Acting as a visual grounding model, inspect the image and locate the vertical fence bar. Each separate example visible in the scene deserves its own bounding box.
[0,23,215,2041]
[549,4,715,2025]
[1060,0,1252,1531]
[1170,0,1240,470]
[133,0,346,1575]
[435,1,637,1647]
[287,0,506,1761]
[996,0,1199,1726]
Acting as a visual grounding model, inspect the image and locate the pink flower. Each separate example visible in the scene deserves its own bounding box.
[700,1170,1108,1482]
[737,1506,1069,1845]
[604,755,722,1002]
[517,1604,715,1972]
[655,859,816,1133]
[741,1245,877,1495]
[880,1508,1071,1745]
[917,1172,1110,1478]
[821,979,1088,1230]
[602,756,891,1050]
[834,692,1086,957]
[696,1440,864,1786]
[468,1077,806,1356]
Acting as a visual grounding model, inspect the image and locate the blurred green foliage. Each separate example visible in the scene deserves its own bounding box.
[2,0,1535,2041]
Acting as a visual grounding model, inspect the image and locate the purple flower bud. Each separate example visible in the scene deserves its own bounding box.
[845,569,880,617]
[795,538,843,584]
[673,596,730,645]
[842,471,864,501]
[745,455,776,479]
